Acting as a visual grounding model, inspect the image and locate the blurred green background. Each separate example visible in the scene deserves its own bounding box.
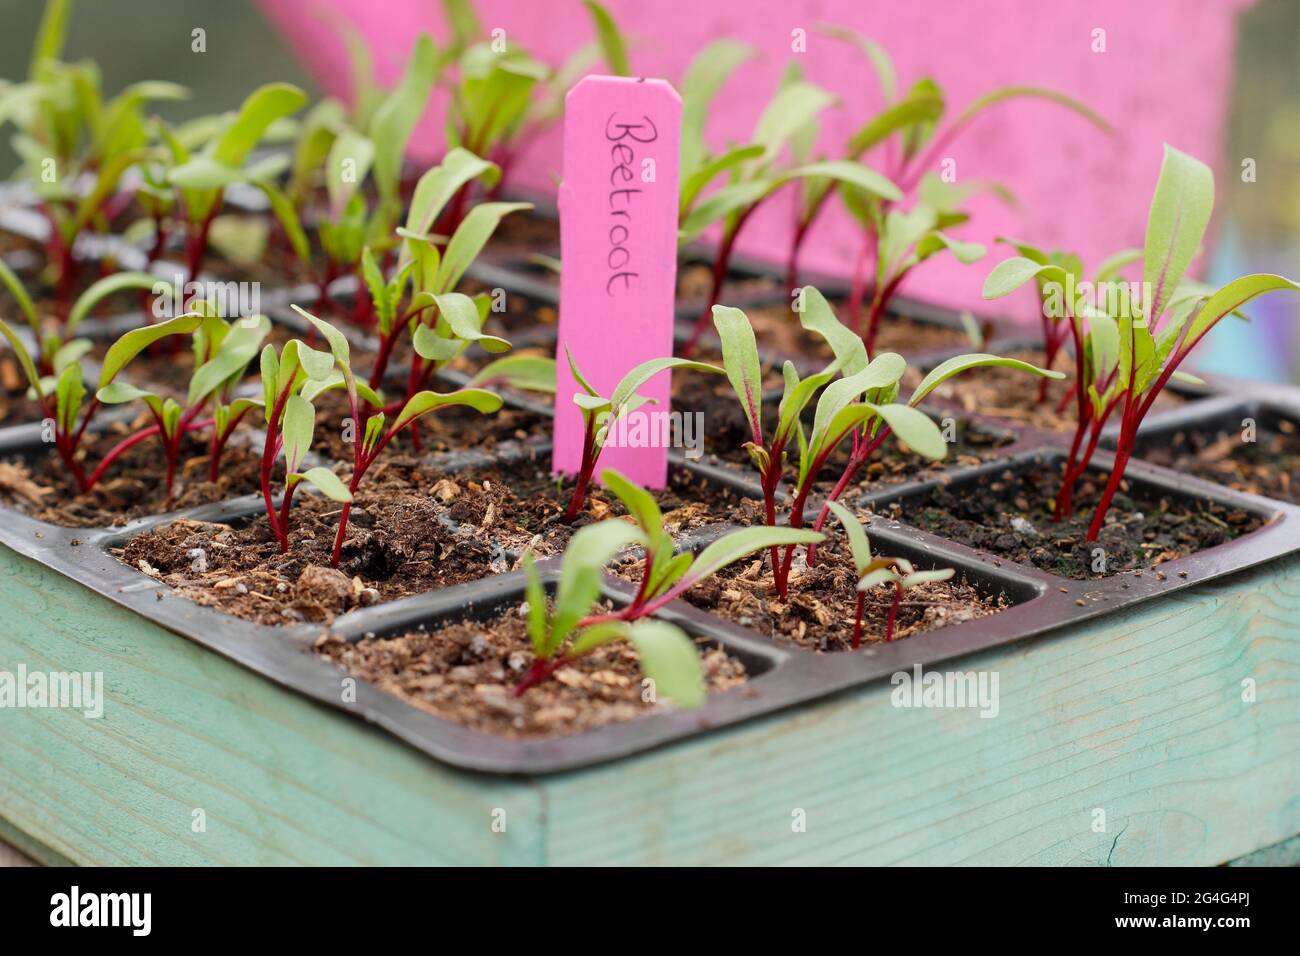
[1,0,1297,380]
[0,0,317,139]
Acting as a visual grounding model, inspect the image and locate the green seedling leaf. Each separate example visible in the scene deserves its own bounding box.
[0,258,40,338]
[98,313,203,388]
[422,291,511,352]
[326,129,374,214]
[187,315,272,405]
[870,403,946,459]
[712,305,763,441]
[0,318,43,402]
[584,1,630,75]
[522,553,548,656]
[95,381,164,419]
[796,286,866,374]
[600,468,663,542]
[908,352,1063,406]
[68,271,161,335]
[752,80,835,166]
[292,466,353,503]
[54,362,84,434]
[371,34,438,208]
[901,568,955,588]
[626,621,705,709]
[679,144,765,216]
[1182,273,1300,354]
[290,304,351,366]
[1143,144,1214,322]
[281,394,314,473]
[403,147,500,243]
[683,527,823,588]
[679,39,753,172]
[826,500,872,575]
[551,519,645,654]
[392,388,503,433]
[212,83,308,170]
[467,354,556,393]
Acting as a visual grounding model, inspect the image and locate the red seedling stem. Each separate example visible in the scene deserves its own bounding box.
[260,380,295,550]
[884,581,903,642]
[207,406,255,482]
[851,591,866,649]
[681,208,757,359]
[560,416,599,524]
[805,425,893,567]
[862,273,906,357]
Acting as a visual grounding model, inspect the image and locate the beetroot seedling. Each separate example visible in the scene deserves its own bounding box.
[712,288,1060,595]
[96,311,272,498]
[559,349,721,523]
[985,146,1300,539]
[0,311,202,494]
[0,0,187,316]
[677,50,901,355]
[291,305,503,567]
[515,467,820,698]
[825,501,954,646]
[783,30,1110,289]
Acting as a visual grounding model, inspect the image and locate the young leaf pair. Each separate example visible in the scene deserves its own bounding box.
[713,287,1062,596]
[783,26,1111,289]
[0,0,187,313]
[516,467,821,699]
[283,306,503,567]
[982,145,1300,539]
[677,41,902,355]
[559,350,721,522]
[0,273,204,494]
[826,502,953,647]
[97,308,274,499]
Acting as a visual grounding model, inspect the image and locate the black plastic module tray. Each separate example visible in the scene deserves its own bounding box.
[2,204,1298,775]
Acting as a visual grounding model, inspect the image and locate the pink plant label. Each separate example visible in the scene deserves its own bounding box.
[553,75,681,488]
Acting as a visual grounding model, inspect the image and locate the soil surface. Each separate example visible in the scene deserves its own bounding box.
[314,602,748,737]
[117,450,759,625]
[884,460,1265,579]
[0,418,269,527]
[1133,417,1300,505]
[312,386,550,463]
[928,347,1184,433]
[672,543,1007,652]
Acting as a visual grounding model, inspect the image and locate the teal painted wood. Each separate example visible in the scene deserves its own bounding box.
[0,547,543,866]
[1,540,1297,865]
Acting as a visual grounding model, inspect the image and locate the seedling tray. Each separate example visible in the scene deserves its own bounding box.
[3,223,1299,862]
[1,294,1296,775]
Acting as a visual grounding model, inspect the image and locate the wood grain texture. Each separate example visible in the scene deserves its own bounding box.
[0,542,1296,865]
[0,547,542,866]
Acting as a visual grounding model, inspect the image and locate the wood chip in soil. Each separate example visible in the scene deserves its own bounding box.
[1134,417,1300,505]
[314,602,747,737]
[884,461,1265,580]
